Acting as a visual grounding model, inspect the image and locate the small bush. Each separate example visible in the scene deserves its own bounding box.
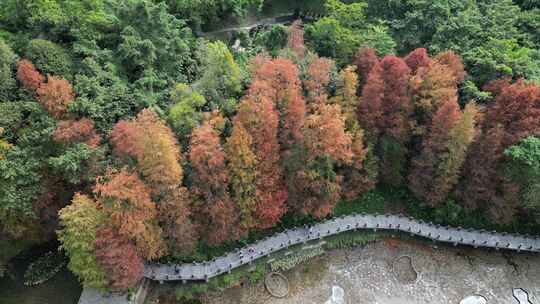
[323,231,379,250]
[247,263,267,284]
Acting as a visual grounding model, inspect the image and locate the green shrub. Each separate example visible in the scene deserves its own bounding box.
[247,263,267,284]
[269,246,325,272]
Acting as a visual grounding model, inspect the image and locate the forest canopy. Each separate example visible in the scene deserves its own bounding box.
[1,0,539,291]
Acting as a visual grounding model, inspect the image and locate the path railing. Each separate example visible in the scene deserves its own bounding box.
[144,213,540,282]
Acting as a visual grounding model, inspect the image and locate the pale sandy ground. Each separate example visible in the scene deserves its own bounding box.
[203,238,540,304]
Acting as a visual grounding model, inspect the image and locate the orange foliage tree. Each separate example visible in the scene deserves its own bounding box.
[53,118,101,148]
[249,58,306,149]
[331,66,376,199]
[16,59,44,91]
[36,75,75,119]
[95,227,144,290]
[110,108,197,255]
[225,122,258,229]
[233,98,288,228]
[409,60,461,129]
[433,51,466,83]
[94,169,166,260]
[304,56,335,108]
[110,109,182,192]
[287,20,306,59]
[289,104,353,218]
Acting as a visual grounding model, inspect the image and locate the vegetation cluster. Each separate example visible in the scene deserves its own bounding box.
[0,0,539,292]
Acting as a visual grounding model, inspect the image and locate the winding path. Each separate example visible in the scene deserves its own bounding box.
[145,213,540,282]
[196,15,297,37]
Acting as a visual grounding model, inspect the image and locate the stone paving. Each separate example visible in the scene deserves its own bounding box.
[144,214,540,282]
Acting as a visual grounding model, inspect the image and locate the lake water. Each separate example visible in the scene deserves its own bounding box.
[0,244,81,304]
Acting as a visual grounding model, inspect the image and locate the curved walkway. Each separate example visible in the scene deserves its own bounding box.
[145,214,540,282]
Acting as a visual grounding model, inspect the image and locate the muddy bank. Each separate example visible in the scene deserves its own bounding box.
[201,239,540,304]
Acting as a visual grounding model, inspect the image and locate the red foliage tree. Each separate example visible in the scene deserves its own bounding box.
[235,98,288,228]
[357,63,384,140]
[352,48,379,90]
[404,48,431,73]
[53,118,101,148]
[189,115,244,243]
[483,79,540,148]
[287,20,306,59]
[16,59,44,91]
[408,100,461,206]
[36,75,75,119]
[358,55,412,185]
[378,56,413,142]
[304,56,335,108]
[458,126,506,210]
[94,169,166,260]
[95,227,144,290]
[458,79,540,223]
[359,55,412,142]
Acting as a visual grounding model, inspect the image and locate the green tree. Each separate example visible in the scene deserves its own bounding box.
[0,102,55,238]
[253,24,288,55]
[519,8,540,47]
[113,0,198,87]
[48,143,104,186]
[71,57,136,133]
[504,136,540,218]
[0,39,16,100]
[305,0,395,65]
[167,83,207,140]
[25,39,73,79]
[464,38,540,85]
[194,41,242,112]
[58,194,108,289]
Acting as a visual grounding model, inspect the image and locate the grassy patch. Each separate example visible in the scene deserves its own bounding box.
[333,189,387,216]
[175,260,267,301]
[323,231,379,250]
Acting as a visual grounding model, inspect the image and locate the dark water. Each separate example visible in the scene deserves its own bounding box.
[0,244,81,304]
